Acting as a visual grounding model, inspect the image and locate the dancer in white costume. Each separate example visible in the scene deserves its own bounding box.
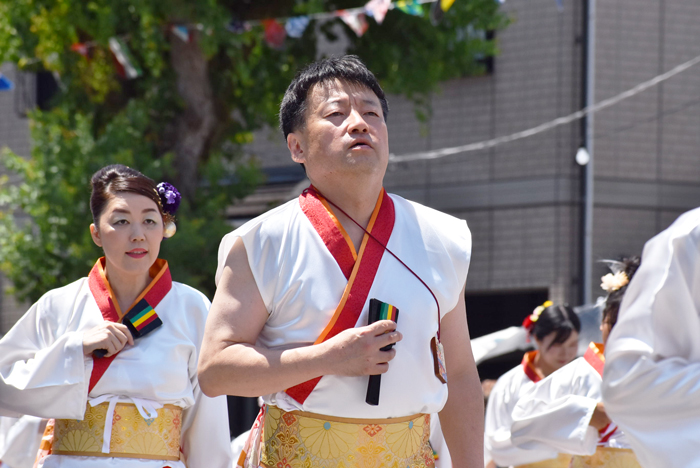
[484,302,580,468]
[602,207,700,468]
[510,258,642,468]
[0,165,232,468]
[198,56,484,467]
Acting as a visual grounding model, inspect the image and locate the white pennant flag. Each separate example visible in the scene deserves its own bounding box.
[340,11,369,37]
[365,0,391,24]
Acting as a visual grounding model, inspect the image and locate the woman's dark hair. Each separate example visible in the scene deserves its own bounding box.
[279,55,389,140]
[90,164,172,225]
[602,256,641,329]
[531,304,581,349]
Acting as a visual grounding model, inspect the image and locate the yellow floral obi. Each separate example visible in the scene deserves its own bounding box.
[53,401,182,460]
[261,406,435,468]
[516,453,573,468]
[571,447,641,468]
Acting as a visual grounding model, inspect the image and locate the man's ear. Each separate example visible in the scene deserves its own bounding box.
[90,223,102,248]
[287,132,306,164]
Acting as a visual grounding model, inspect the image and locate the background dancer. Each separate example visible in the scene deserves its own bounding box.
[602,207,700,468]
[484,302,580,468]
[510,257,642,467]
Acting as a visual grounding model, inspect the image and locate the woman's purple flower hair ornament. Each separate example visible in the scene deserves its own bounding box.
[157,182,181,215]
[156,182,181,238]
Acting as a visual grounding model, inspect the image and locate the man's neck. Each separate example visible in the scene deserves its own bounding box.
[311,179,383,251]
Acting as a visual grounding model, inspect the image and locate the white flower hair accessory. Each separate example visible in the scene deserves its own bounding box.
[601,271,629,293]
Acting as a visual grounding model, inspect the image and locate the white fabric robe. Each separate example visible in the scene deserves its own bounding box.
[484,355,559,467]
[0,278,233,468]
[0,416,45,468]
[216,193,471,419]
[510,353,629,457]
[602,207,700,468]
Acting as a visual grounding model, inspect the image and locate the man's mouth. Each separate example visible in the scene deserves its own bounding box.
[350,140,372,149]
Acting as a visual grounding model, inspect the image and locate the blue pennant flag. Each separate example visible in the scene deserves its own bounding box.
[286,16,310,38]
[0,73,14,92]
[556,0,563,10]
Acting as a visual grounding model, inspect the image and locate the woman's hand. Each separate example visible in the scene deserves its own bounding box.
[82,322,134,357]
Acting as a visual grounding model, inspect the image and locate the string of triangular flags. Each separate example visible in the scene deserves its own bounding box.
[65,0,454,81]
[0,0,563,88]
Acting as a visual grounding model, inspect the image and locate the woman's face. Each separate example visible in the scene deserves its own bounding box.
[90,192,164,279]
[536,329,579,374]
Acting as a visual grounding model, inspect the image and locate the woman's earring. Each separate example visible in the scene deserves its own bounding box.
[163,221,177,239]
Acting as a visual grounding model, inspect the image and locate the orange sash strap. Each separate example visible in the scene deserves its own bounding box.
[286,186,395,405]
[583,342,605,377]
[87,257,172,392]
[522,350,542,383]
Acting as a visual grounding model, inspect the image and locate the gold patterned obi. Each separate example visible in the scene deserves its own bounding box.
[516,453,573,468]
[261,405,435,468]
[53,401,182,460]
[571,447,641,468]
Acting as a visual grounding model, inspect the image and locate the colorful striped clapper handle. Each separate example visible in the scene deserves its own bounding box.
[366,299,400,406]
[93,299,163,358]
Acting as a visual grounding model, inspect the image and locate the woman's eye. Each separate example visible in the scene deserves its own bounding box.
[328,111,343,117]
[114,219,128,225]
[366,111,379,117]
[145,219,158,225]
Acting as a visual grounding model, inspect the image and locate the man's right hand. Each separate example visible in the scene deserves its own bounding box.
[82,322,134,357]
[321,320,402,376]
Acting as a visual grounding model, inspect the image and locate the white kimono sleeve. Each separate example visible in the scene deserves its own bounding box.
[485,371,558,467]
[601,209,700,468]
[179,293,233,468]
[510,359,599,456]
[0,287,92,419]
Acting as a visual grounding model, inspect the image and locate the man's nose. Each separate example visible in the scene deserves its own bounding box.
[347,109,369,133]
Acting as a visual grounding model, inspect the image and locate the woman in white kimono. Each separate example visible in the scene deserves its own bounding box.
[484,302,580,468]
[510,258,642,468]
[0,165,232,468]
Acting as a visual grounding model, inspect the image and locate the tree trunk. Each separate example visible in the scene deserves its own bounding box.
[169,30,218,201]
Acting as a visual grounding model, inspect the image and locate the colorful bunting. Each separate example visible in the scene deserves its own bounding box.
[171,25,190,42]
[0,73,14,92]
[340,10,370,37]
[70,43,89,58]
[441,0,456,11]
[396,0,424,16]
[365,0,392,24]
[285,16,311,38]
[226,19,250,34]
[263,19,287,48]
[109,37,142,79]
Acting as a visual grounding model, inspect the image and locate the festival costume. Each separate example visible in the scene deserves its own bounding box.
[0,258,232,468]
[511,343,640,467]
[484,351,568,468]
[216,187,471,466]
[602,207,700,468]
[0,416,45,468]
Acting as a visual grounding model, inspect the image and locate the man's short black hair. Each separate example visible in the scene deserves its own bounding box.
[279,55,389,140]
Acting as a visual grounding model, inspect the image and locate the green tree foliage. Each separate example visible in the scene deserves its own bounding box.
[0,0,506,302]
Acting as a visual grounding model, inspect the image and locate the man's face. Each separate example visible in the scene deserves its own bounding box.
[288,79,389,183]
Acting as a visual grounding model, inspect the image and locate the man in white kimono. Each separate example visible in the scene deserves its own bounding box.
[198,55,484,467]
[601,207,700,468]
